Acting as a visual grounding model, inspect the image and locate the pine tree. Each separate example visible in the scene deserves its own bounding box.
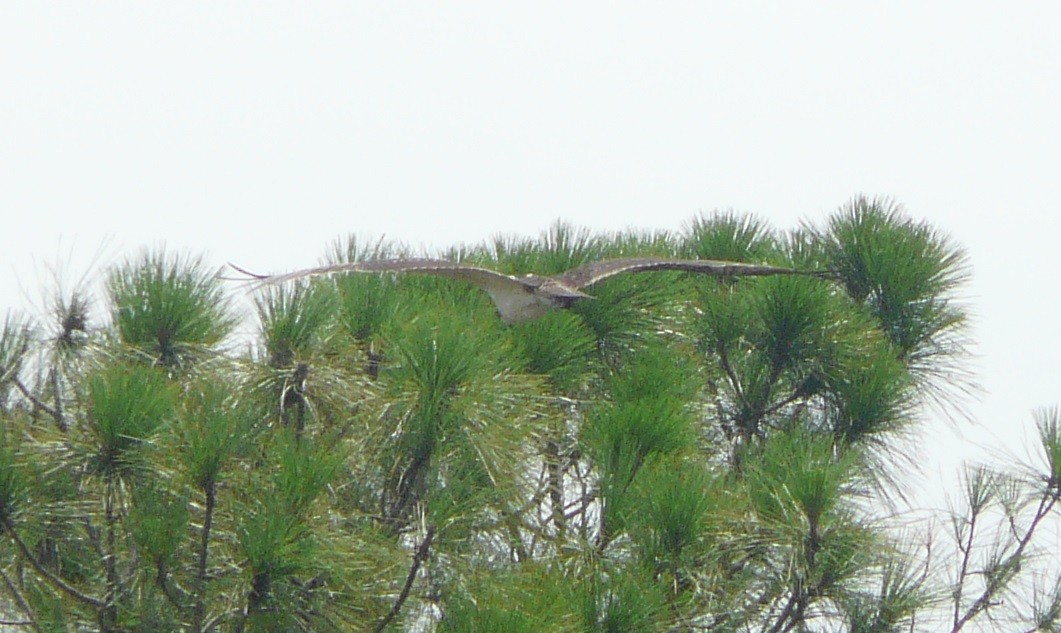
[0,198,1057,631]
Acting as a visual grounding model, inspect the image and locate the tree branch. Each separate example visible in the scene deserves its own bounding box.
[192,482,218,633]
[375,525,435,633]
[716,342,747,410]
[2,516,104,608]
[155,561,189,612]
[764,589,800,633]
[952,491,1058,631]
[951,506,980,629]
[12,378,64,431]
[0,567,42,633]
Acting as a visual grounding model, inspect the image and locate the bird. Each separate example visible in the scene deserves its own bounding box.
[229,257,816,324]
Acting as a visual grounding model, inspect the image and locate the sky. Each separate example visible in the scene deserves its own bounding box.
[2,2,1060,544]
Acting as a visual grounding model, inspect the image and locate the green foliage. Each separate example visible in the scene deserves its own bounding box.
[1036,406,1061,489]
[269,430,346,515]
[568,271,677,359]
[109,249,236,367]
[9,200,1058,633]
[25,583,76,633]
[81,364,177,480]
[491,220,602,276]
[336,270,401,343]
[174,380,259,491]
[578,570,664,633]
[583,347,699,540]
[1031,575,1061,633]
[128,483,189,570]
[813,196,971,403]
[839,556,932,633]
[441,567,579,632]
[751,276,835,372]
[390,315,494,424]
[628,457,721,575]
[584,364,696,470]
[824,342,914,445]
[380,308,543,534]
[256,282,339,367]
[508,310,598,392]
[745,429,859,528]
[236,499,316,612]
[0,429,30,524]
[0,312,33,394]
[684,211,776,262]
[234,432,349,629]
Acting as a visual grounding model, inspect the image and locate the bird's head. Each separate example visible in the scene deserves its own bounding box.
[535,279,594,307]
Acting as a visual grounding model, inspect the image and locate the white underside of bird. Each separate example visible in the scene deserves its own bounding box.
[476,275,593,323]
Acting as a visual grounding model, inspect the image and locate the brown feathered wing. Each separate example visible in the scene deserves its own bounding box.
[555,257,805,289]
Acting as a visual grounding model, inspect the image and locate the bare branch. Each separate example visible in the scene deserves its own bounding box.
[12,378,64,431]
[952,491,1059,631]
[375,524,436,633]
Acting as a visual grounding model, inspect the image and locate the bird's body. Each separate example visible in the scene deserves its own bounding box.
[232,257,813,324]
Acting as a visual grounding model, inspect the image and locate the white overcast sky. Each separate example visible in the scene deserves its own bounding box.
[2,3,1060,508]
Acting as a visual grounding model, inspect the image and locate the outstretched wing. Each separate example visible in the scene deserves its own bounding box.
[228,258,542,320]
[555,257,807,289]
[230,258,530,290]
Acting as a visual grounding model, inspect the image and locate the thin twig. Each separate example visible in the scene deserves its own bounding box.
[155,561,188,612]
[716,343,747,409]
[764,590,800,633]
[0,567,42,633]
[192,482,218,633]
[375,525,435,633]
[50,371,67,432]
[952,492,1058,631]
[2,516,104,608]
[12,379,64,430]
[952,509,979,628]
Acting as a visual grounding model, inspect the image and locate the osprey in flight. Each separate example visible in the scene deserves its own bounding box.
[232,257,812,324]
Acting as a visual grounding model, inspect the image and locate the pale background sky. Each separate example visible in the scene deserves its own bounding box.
[2,1,1059,551]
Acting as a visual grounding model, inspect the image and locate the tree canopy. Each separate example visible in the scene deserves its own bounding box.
[0,196,1058,632]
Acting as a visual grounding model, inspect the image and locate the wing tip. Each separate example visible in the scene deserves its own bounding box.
[220,262,271,281]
